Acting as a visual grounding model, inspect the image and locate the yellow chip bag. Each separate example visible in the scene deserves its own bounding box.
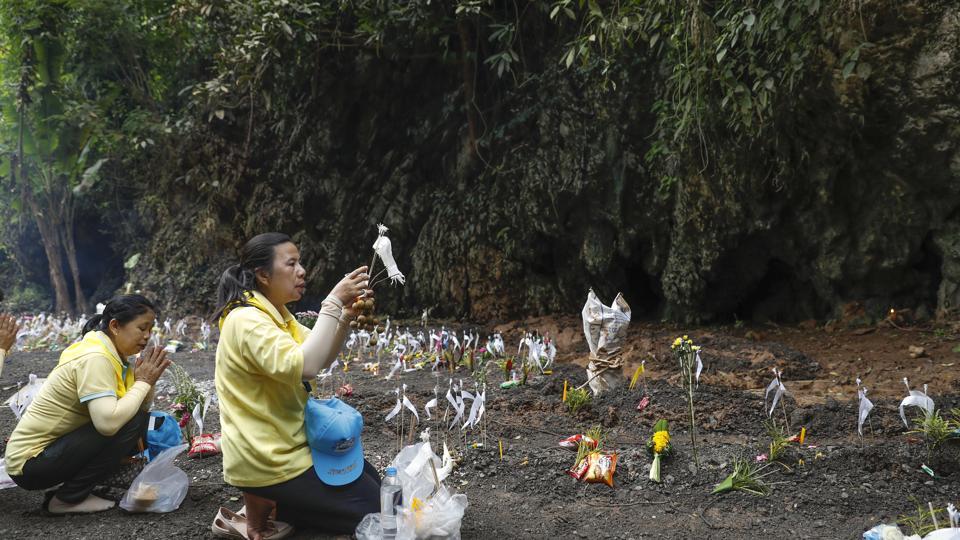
[583,452,618,487]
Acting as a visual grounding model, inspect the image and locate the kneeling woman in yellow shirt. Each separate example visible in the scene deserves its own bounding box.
[5,295,170,514]
[214,232,377,539]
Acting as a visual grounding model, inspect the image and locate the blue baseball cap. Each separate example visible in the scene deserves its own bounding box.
[305,398,365,486]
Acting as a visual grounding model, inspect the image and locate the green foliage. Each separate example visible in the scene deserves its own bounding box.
[908,410,959,456]
[565,387,591,414]
[765,419,790,461]
[712,458,773,496]
[2,284,52,313]
[898,498,947,537]
[169,362,202,439]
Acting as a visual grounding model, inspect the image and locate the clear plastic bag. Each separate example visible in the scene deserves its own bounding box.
[355,510,415,540]
[862,524,907,540]
[119,443,189,513]
[357,442,468,539]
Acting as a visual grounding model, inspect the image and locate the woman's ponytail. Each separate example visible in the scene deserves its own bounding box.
[212,233,292,322]
[83,295,158,335]
[82,314,104,335]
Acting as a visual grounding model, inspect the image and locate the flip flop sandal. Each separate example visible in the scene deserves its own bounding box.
[211,507,293,540]
[237,504,293,538]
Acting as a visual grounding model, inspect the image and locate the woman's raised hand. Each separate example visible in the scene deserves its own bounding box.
[330,266,369,306]
[134,346,171,386]
[0,314,19,352]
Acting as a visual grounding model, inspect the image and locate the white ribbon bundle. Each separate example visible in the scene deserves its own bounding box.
[898,377,934,427]
[856,378,874,436]
[424,384,439,420]
[694,349,703,386]
[764,368,788,417]
[386,356,403,380]
[192,394,213,435]
[447,380,466,429]
[372,224,405,285]
[385,384,419,423]
[462,385,485,430]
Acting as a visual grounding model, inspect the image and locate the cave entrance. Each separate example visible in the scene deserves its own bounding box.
[733,259,828,323]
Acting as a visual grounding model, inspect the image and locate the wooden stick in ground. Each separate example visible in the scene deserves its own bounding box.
[780,394,791,433]
[398,397,404,454]
[575,366,609,391]
[428,457,442,500]
[407,415,418,445]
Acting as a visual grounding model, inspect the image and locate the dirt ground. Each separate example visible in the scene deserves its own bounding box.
[1,318,959,539]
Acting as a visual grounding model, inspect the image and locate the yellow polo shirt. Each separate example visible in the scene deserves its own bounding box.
[216,290,313,487]
[4,332,141,476]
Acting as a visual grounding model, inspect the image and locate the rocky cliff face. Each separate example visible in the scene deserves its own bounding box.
[137,1,960,324]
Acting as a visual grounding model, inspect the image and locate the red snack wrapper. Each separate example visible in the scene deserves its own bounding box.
[636,395,650,412]
[567,457,590,480]
[188,433,221,458]
[559,434,598,450]
[584,452,618,487]
[336,383,354,397]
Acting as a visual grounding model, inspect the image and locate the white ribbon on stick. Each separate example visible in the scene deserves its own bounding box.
[856,378,874,436]
[462,385,484,430]
[695,350,703,386]
[372,224,405,285]
[898,377,934,427]
[385,387,402,422]
[764,368,787,417]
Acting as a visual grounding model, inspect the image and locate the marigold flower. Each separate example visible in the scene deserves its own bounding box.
[653,430,670,454]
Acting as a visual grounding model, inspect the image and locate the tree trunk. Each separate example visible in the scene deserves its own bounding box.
[61,190,86,314]
[16,101,73,314]
[61,221,86,314]
[457,18,478,160]
[30,200,72,314]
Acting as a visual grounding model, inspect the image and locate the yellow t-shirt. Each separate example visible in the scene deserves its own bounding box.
[216,290,313,487]
[4,332,134,476]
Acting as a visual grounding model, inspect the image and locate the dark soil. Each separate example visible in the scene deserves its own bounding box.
[1,320,959,539]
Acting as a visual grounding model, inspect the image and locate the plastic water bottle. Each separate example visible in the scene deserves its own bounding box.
[380,467,403,539]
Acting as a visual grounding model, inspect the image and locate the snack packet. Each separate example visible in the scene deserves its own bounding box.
[188,433,221,458]
[583,452,617,487]
[559,434,598,450]
[336,383,354,397]
[636,395,650,412]
[567,457,590,480]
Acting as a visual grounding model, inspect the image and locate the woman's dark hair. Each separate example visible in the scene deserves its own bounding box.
[213,232,292,320]
[82,294,159,335]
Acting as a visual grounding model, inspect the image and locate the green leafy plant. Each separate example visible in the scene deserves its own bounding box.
[898,498,946,537]
[908,410,959,460]
[712,458,774,496]
[574,425,605,466]
[565,387,591,414]
[169,362,203,439]
[765,419,791,461]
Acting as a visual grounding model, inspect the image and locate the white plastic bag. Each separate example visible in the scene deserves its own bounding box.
[0,458,17,490]
[357,441,468,539]
[119,443,189,513]
[581,291,631,396]
[6,374,45,419]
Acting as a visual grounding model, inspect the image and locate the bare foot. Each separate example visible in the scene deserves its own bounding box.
[48,493,115,514]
